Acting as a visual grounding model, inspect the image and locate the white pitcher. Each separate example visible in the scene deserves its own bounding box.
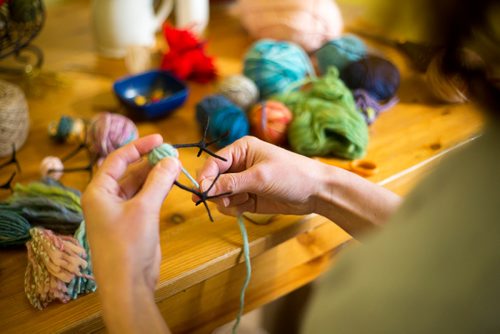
[91,0,173,58]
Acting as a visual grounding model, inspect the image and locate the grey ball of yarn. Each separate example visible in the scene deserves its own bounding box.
[218,75,259,110]
[0,80,29,157]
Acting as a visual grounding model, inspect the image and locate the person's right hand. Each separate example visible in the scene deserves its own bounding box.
[195,136,331,216]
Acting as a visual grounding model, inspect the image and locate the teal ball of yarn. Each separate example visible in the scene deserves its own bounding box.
[0,211,31,247]
[148,143,179,166]
[243,39,314,99]
[340,55,400,101]
[316,34,367,75]
[196,95,250,148]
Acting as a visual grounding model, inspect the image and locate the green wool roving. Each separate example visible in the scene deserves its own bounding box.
[275,67,369,159]
[0,178,83,235]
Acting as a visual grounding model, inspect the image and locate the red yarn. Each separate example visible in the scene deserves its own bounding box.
[160,25,217,83]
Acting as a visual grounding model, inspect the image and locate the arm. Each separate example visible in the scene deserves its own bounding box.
[196,136,401,237]
[82,135,179,334]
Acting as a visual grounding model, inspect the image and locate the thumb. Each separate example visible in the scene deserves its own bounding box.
[136,157,181,208]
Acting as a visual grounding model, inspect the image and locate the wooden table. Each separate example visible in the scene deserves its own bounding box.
[0,1,483,333]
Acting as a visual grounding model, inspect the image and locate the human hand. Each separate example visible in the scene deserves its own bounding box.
[82,135,179,333]
[195,136,329,216]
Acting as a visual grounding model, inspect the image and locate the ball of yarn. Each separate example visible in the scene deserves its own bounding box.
[0,80,29,158]
[196,95,250,148]
[243,39,315,99]
[425,52,468,104]
[276,68,368,159]
[236,0,343,52]
[40,156,64,180]
[353,89,399,125]
[248,101,292,145]
[87,112,138,157]
[48,116,86,144]
[218,75,259,110]
[341,55,400,101]
[316,35,367,74]
[148,143,179,166]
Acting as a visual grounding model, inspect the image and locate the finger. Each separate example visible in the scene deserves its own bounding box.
[135,157,181,208]
[197,136,258,183]
[198,167,263,197]
[217,197,256,216]
[93,134,163,186]
[118,158,153,199]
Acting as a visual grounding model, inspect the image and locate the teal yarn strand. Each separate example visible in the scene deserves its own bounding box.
[244,39,315,99]
[275,67,369,159]
[149,143,200,189]
[0,211,31,247]
[316,34,367,74]
[232,215,252,334]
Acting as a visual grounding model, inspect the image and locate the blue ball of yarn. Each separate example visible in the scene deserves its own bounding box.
[196,95,250,148]
[340,55,400,101]
[316,34,366,75]
[243,39,314,99]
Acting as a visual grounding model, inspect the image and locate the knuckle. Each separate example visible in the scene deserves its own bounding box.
[223,174,237,193]
[252,166,270,185]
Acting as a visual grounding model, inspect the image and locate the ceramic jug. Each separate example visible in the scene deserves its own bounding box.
[91,0,173,58]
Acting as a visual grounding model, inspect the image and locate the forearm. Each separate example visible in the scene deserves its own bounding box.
[313,163,401,237]
[99,278,170,334]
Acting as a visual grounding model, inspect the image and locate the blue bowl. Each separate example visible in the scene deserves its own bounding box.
[113,70,189,120]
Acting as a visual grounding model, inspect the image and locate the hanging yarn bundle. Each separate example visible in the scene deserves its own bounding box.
[235,0,343,52]
[0,211,31,247]
[353,89,399,125]
[218,75,259,110]
[425,51,469,104]
[67,221,97,299]
[248,101,293,146]
[25,226,92,309]
[243,39,315,99]
[196,95,250,148]
[276,68,369,159]
[0,178,83,235]
[0,80,30,157]
[48,116,86,144]
[316,34,367,74]
[87,112,138,163]
[160,24,217,83]
[340,55,401,101]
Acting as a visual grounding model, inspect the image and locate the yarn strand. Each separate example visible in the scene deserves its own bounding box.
[232,215,252,334]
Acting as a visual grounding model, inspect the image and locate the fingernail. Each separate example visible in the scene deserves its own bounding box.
[201,178,214,192]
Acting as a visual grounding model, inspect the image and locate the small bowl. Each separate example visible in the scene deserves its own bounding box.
[113,70,189,120]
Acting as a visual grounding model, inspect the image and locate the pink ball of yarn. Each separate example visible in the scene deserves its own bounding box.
[235,0,343,52]
[87,112,138,158]
[249,101,293,145]
[40,156,64,180]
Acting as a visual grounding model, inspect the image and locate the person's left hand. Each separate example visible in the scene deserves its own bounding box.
[82,134,180,301]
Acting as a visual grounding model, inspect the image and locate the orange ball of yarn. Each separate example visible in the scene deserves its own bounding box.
[249,101,293,145]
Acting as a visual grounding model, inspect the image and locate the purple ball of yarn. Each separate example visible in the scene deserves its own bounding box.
[353,89,399,125]
[341,55,400,101]
[87,112,138,158]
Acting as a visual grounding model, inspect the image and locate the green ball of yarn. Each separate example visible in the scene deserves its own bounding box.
[148,143,179,166]
[276,68,369,159]
[316,34,367,75]
[243,39,315,99]
[8,0,39,23]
